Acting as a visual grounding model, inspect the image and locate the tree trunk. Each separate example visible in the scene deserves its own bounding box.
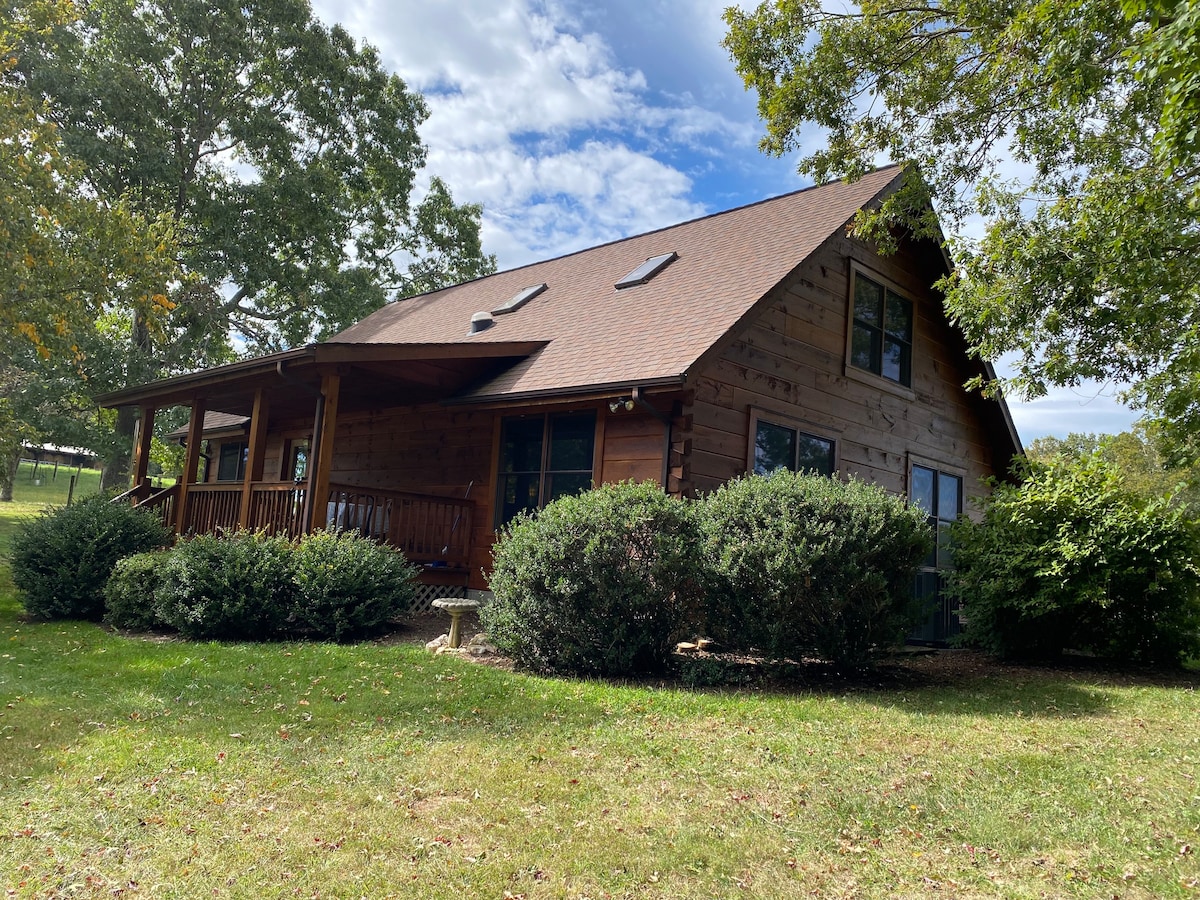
[0,446,19,502]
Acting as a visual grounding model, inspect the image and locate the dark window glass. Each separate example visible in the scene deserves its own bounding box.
[753,419,834,477]
[754,420,797,475]
[498,472,542,525]
[910,465,964,643]
[546,472,592,504]
[217,442,247,482]
[795,433,835,476]
[937,471,962,522]
[499,418,545,474]
[851,273,913,386]
[885,291,913,342]
[548,413,595,471]
[495,411,596,526]
[854,277,884,326]
[852,323,881,374]
[910,465,935,515]
[287,440,309,481]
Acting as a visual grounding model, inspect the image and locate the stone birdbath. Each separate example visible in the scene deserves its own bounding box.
[431,597,480,649]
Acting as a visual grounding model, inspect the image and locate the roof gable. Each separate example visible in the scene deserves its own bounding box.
[333,166,906,399]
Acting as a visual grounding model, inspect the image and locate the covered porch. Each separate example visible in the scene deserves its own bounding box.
[100,340,544,590]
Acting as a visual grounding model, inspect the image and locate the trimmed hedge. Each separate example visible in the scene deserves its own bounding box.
[155,531,296,640]
[12,495,173,621]
[697,471,933,667]
[483,481,701,677]
[290,529,419,641]
[105,551,170,631]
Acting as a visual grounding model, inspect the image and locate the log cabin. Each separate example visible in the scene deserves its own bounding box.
[98,165,1021,642]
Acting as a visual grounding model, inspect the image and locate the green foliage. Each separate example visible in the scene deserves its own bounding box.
[947,455,1200,663]
[483,481,701,677]
[10,495,173,620]
[723,0,1200,451]
[104,551,169,631]
[155,531,296,640]
[16,0,495,358]
[697,471,932,667]
[290,530,419,641]
[1026,424,1200,509]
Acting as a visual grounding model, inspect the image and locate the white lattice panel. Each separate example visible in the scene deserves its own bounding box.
[408,583,468,616]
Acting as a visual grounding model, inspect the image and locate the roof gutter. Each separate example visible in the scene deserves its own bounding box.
[444,374,686,407]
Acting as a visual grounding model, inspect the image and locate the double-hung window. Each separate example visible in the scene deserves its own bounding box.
[850,270,913,387]
[495,411,596,526]
[749,410,836,477]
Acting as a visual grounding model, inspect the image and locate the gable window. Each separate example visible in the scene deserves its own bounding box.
[496,411,596,526]
[850,270,913,387]
[909,463,963,643]
[216,441,248,482]
[749,410,835,477]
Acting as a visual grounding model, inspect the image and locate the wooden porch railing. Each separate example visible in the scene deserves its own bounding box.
[144,480,474,569]
[183,483,243,534]
[137,483,179,529]
[325,483,474,569]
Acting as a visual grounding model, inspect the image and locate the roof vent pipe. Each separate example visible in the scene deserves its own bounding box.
[468,311,494,334]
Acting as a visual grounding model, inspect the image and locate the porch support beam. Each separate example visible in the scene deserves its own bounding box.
[238,388,270,529]
[305,372,340,533]
[176,398,206,534]
[130,405,156,495]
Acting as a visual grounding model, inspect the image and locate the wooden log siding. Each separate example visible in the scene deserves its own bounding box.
[685,234,998,498]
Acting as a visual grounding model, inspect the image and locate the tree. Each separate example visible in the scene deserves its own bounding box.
[17,0,495,359]
[2,0,179,496]
[724,0,1200,457]
[1,0,176,362]
[1026,425,1200,508]
[14,0,495,487]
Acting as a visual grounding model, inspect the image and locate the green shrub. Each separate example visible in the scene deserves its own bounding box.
[290,530,419,641]
[483,481,701,677]
[11,495,173,620]
[947,455,1200,664]
[155,531,295,640]
[105,551,170,631]
[697,471,932,667]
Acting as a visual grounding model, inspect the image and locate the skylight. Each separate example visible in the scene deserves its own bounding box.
[493,283,547,315]
[615,252,678,289]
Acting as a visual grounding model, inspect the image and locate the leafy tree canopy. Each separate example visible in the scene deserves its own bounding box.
[17,0,496,360]
[1,0,177,362]
[724,0,1200,456]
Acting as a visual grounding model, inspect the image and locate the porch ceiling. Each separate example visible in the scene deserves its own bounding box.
[95,342,546,418]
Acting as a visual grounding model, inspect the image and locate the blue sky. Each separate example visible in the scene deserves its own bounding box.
[310,0,1137,442]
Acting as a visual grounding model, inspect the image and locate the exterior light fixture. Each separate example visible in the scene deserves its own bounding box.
[608,397,635,413]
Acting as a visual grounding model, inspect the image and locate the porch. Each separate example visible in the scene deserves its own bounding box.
[125,478,475,586]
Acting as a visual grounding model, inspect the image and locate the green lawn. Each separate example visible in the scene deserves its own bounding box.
[0,491,1198,898]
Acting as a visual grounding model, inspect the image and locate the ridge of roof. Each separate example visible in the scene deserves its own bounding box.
[383,163,908,303]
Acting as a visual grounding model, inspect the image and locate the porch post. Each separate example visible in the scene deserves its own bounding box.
[238,388,270,529]
[175,398,206,534]
[130,405,156,495]
[304,372,340,533]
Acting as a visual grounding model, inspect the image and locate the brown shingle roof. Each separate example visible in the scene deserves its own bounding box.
[333,167,906,399]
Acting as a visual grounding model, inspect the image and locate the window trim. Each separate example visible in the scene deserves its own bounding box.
[493,409,598,528]
[746,407,839,477]
[844,263,917,399]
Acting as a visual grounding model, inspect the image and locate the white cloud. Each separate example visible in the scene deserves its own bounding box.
[312,0,742,271]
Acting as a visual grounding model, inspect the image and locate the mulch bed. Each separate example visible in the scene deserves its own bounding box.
[387,612,1200,691]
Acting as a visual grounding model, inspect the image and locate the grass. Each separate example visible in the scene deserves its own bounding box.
[0,482,1198,898]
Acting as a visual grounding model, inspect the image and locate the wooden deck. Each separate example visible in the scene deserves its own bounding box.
[134,481,474,582]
